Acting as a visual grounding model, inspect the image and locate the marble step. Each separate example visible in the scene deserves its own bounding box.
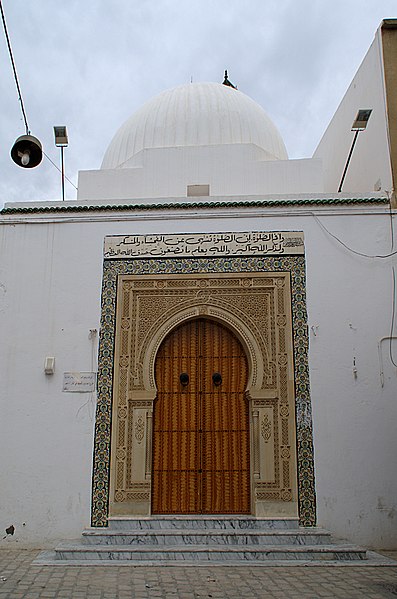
[81,527,331,546]
[48,518,370,564]
[54,543,367,562]
[108,516,299,530]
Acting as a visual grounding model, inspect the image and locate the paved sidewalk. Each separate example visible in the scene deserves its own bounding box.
[1,549,397,598]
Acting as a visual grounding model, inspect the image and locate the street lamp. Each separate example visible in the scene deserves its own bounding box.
[54,126,68,201]
[11,134,43,168]
[338,109,372,193]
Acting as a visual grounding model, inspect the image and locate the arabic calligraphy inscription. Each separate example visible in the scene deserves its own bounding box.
[104,231,304,259]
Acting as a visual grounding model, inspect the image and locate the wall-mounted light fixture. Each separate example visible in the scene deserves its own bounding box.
[338,109,372,193]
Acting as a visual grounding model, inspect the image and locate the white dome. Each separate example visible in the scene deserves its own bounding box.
[101,83,288,169]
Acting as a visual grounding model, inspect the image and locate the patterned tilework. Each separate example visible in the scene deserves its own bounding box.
[0,195,389,215]
[92,256,316,527]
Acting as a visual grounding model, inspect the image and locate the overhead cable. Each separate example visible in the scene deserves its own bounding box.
[0,0,30,134]
[43,151,78,190]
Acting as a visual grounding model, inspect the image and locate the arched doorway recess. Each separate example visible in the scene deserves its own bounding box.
[152,318,250,514]
[107,272,300,522]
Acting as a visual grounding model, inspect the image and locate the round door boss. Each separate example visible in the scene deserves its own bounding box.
[212,372,222,386]
[180,372,189,386]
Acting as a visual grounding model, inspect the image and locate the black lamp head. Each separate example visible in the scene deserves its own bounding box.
[11,134,43,168]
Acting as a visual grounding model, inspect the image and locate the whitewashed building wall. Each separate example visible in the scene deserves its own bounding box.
[0,201,396,549]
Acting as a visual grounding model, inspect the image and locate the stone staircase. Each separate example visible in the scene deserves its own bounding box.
[45,516,371,565]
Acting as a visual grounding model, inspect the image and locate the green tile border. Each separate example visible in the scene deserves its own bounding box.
[1,196,388,215]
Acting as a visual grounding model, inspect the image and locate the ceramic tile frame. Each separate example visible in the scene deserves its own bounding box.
[91,254,316,527]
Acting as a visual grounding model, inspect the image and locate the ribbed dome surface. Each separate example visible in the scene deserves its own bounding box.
[101,83,288,169]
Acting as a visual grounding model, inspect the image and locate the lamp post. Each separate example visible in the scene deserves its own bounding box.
[54,126,68,201]
[338,109,372,193]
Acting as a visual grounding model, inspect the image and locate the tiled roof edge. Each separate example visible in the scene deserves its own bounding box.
[0,196,389,215]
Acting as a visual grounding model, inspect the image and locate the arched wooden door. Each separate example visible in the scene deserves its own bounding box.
[152,319,250,514]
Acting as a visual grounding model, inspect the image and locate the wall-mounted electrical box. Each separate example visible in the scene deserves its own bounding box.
[44,356,55,375]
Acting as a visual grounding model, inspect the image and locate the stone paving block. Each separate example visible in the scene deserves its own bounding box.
[1,549,397,598]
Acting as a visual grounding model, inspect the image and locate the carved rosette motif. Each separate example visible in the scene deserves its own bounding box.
[92,250,315,528]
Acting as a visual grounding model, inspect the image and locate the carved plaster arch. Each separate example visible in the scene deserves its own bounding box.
[141,303,269,396]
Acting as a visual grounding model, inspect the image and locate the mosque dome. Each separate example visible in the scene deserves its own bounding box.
[101,82,288,169]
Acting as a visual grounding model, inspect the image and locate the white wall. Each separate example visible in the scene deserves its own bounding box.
[304,212,397,548]
[0,203,396,548]
[313,26,393,196]
[78,144,323,201]
[0,220,103,547]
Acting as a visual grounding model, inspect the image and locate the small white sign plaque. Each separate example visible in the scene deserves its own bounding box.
[63,372,96,393]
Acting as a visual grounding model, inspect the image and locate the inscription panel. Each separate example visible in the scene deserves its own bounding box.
[105,231,304,259]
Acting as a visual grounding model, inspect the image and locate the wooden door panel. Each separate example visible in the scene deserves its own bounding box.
[152,319,250,514]
[202,393,247,431]
[156,358,200,393]
[152,430,199,471]
[153,471,200,513]
[202,471,250,513]
[154,391,199,431]
[203,430,250,470]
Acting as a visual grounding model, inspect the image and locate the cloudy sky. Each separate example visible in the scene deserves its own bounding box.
[0,0,395,207]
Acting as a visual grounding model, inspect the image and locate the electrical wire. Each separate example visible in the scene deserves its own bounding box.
[1,2,77,192]
[43,151,78,190]
[0,0,29,135]
[390,265,397,367]
[313,203,397,369]
[388,199,397,366]
[312,212,397,258]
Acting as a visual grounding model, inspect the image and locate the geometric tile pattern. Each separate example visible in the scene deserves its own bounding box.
[92,255,316,527]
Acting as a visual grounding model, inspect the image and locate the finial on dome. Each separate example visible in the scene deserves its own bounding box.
[222,70,237,89]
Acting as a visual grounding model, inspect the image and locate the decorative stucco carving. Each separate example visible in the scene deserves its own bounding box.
[110,271,298,519]
[115,274,287,397]
[261,414,272,442]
